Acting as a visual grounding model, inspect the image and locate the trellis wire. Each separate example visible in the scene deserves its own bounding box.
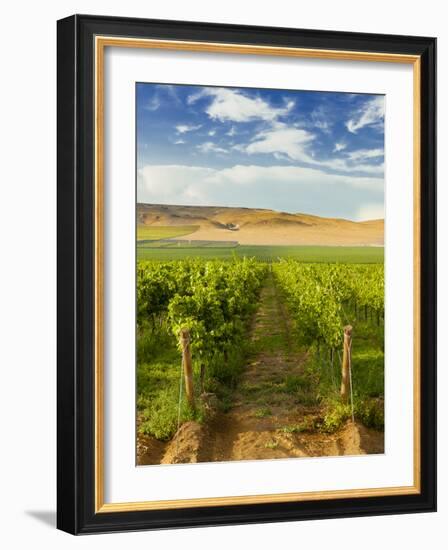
[348,340,355,423]
[176,356,184,454]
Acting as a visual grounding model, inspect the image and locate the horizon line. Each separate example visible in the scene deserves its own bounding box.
[136,202,384,224]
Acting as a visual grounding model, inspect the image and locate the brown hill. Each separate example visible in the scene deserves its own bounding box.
[137,203,384,246]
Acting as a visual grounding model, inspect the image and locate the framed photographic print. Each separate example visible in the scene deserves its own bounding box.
[57,14,436,534]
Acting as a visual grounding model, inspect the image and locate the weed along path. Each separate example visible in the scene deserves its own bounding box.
[138,270,384,465]
[203,270,381,463]
[205,269,315,461]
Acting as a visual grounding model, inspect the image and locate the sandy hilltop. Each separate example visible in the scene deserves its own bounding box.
[137,203,384,247]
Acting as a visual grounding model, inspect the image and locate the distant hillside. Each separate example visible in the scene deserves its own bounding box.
[137,203,384,246]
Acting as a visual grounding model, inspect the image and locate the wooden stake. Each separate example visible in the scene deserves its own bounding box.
[340,325,353,402]
[179,328,195,408]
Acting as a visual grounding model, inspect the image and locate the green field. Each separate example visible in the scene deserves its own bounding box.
[137,244,384,263]
[137,224,198,241]
[138,239,239,249]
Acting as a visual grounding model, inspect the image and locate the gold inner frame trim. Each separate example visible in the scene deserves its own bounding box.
[94,35,421,513]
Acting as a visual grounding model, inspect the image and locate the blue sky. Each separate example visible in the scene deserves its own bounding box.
[136,83,384,221]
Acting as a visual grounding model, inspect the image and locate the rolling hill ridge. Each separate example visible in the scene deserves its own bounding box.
[137,203,384,246]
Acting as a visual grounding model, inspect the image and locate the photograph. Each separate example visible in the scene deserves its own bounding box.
[54,12,436,535]
[135,82,385,466]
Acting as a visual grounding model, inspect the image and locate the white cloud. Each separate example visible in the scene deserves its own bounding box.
[173,139,185,145]
[244,125,315,163]
[197,142,228,154]
[240,126,383,175]
[146,97,160,111]
[226,126,237,137]
[333,142,347,153]
[186,88,207,105]
[156,84,181,105]
[311,106,332,134]
[356,203,385,221]
[208,129,216,136]
[175,124,202,134]
[346,148,384,162]
[138,165,215,204]
[321,158,384,175]
[346,96,385,133]
[188,88,294,123]
[138,163,383,213]
[314,120,331,133]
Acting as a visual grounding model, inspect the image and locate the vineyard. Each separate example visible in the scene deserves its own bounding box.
[274,261,384,352]
[137,257,384,464]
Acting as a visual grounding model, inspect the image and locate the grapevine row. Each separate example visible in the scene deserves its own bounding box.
[137,258,267,367]
[273,260,384,350]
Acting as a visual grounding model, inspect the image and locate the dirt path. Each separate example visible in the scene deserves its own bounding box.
[138,271,384,465]
[204,269,314,461]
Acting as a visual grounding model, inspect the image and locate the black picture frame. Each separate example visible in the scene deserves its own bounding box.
[57,14,436,535]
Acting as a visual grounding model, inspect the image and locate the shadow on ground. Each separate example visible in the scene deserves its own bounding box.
[26,510,56,528]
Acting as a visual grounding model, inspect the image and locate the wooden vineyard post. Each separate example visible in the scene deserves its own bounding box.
[340,325,352,402]
[179,328,195,408]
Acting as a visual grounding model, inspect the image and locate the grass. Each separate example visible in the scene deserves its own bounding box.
[137,244,384,263]
[137,224,198,241]
[250,331,288,354]
[137,323,248,440]
[284,374,311,393]
[274,373,320,406]
[253,407,272,418]
[137,328,200,440]
[302,310,385,432]
[238,374,319,408]
[281,417,316,433]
